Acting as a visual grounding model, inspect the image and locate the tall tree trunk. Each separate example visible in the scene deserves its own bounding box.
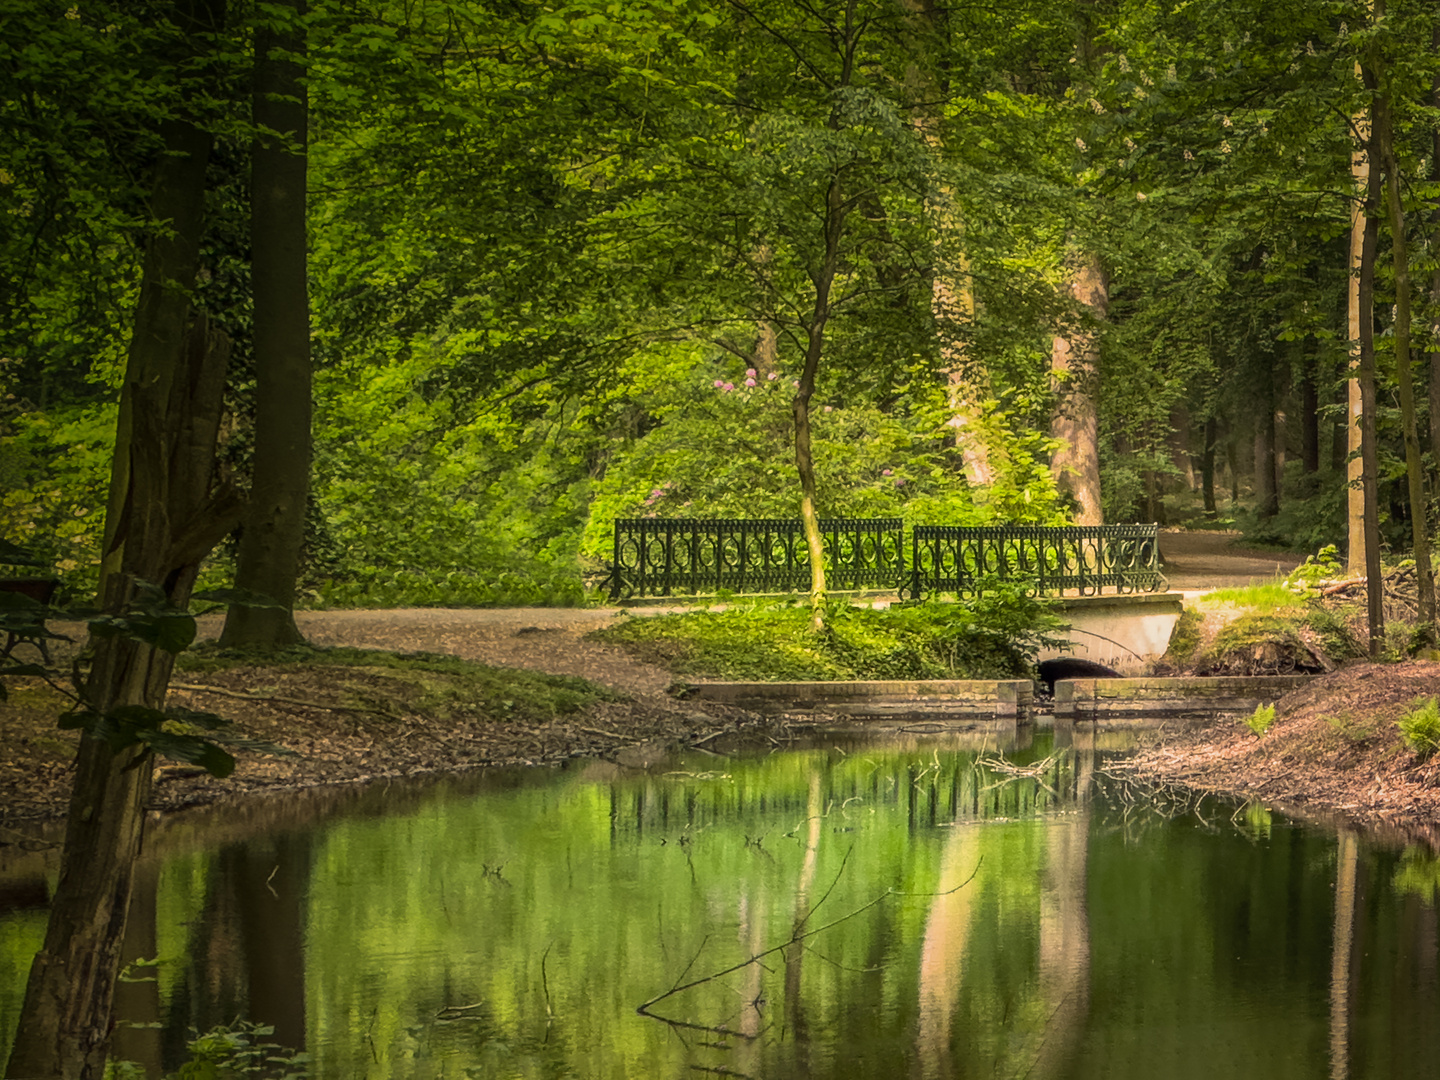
[1373,52,1437,633]
[1429,22,1440,475]
[1356,62,1386,655]
[1301,351,1320,475]
[4,5,235,1068]
[900,0,994,487]
[1168,407,1196,490]
[1347,75,1371,577]
[222,0,311,648]
[1050,253,1106,524]
[1202,416,1218,515]
[795,169,845,631]
[1256,363,1280,520]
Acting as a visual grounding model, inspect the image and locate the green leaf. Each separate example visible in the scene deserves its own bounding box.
[139,730,236,778]
[0,664,50,678]
[108,704,170,731]
[163,706,230,732]
[152,611,198,654]
[58,708,99,731]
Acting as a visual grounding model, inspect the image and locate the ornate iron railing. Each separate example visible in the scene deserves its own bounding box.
[609,518,905,599]
[902,524,1166,599]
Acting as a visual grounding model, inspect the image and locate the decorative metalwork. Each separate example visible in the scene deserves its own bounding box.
[609,518,904,600]
[608,520,1166,600]
[902,524,1167,599]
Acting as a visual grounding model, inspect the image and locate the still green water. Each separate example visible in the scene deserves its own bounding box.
[4,731,1440,1079]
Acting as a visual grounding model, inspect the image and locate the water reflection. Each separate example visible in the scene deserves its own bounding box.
[2,734,1440,1079]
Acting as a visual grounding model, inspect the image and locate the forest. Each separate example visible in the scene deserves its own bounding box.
[4,0,1439,620]
[6,3,1440,1077]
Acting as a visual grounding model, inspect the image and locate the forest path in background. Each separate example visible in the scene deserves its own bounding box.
[1158,529,1305,592]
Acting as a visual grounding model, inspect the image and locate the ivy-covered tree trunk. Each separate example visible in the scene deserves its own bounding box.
[1430,23,1440,476]
[4,7,235,1070]
[221,0,311,648]
[1346,74,1370,578]
[1372,52,1436,635]
[1049,253,1106,525]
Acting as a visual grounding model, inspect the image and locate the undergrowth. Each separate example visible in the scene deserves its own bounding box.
[593,596,1065,681]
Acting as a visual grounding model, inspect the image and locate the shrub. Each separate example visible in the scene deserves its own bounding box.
[1397,696,1440,758]
[1245,703,1276,737]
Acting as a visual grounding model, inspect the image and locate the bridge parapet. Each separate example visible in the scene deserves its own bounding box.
[904,524,1167,600]
[608,519,1166,601]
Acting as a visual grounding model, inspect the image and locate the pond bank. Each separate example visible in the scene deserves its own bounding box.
[1112,660,1440,845]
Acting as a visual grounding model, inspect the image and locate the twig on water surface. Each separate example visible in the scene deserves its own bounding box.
[541,941,555,1021]
[436,1001,485,1021]
[637,853,982,1020]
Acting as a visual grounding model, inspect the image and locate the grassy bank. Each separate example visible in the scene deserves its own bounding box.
[592,597,1065,681]
[176,644,616,723]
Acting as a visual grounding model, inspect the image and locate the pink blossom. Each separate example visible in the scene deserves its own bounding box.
[882,469,892,476]
[894,478,906,487]
[745,377,757,387]
[823,405,832,413]
[767,372,778,381]
[713,379,724,388]
[746,368,757,378]
[722,382,734,392]
[792,379,800,388]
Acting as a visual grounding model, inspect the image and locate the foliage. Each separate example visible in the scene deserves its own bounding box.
[1282,544,1346,598]
[1392,845,1440,905]
[1245,703,1276,738]
[105,1020,309,1080]
[1396,696,1440,759]
[593,596,1066,681]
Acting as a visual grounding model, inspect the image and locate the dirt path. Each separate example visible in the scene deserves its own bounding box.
[1158,529,1305,592]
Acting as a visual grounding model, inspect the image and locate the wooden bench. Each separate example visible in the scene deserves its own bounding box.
[0,577,61,663]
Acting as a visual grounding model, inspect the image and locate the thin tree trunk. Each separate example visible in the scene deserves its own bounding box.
[1256,367,1280,520]
[1301,351,1320,475]
[1202,416,1217,515]
[1430,22,1440,474]
[1347,77,1371,576]
[1050,253,1106,524]
[1373,56,1437,633]
[795,169,845,631]
[4,5,235,1066]
[1356,61,1386,655]
[222,0,311,647]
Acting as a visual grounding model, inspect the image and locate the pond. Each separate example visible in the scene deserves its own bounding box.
[3,729,1440,1079]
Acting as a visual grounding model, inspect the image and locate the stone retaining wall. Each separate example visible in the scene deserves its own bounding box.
[1053,675,1314,720]
[682,679,1033,720]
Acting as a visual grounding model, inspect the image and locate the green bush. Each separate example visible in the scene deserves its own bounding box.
[1245,703,1276,738]
[1397,696,1440,758]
